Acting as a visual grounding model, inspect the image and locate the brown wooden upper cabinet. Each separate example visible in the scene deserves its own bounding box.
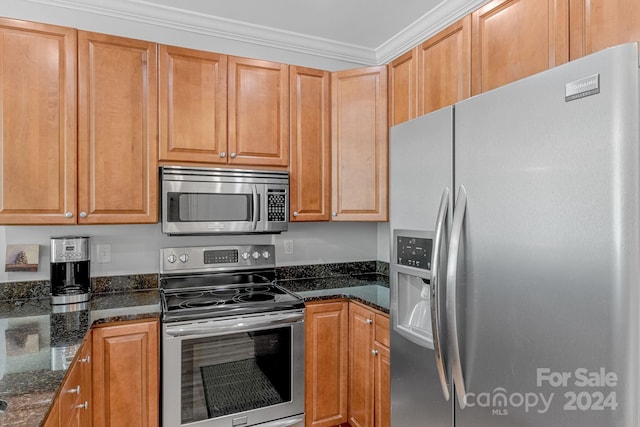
[228,56,290,167]
[289,66,331,222]
[471,0,570,95]
[0,18,77,224]
[159,45,227,164]
[78,31,158,224]
[331,66,388,221]
[388,48,417,126]
[417,15,471,116]
[569,0,640,60]
[388,15,472,125]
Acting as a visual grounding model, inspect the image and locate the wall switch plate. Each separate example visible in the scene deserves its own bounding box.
[284,240,294,255]
[96,244,112,263]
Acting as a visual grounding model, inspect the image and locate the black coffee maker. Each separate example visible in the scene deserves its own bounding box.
[50,236,91,305]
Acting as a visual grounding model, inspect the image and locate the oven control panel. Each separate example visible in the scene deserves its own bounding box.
[161,245,275,273]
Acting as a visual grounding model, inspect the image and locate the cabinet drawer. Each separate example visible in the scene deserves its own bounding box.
[375,313,390,347]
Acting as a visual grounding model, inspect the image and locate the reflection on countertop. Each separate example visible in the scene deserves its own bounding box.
[0,290,160,426]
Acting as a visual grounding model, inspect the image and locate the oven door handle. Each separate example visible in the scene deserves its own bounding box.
[165,310,304,338]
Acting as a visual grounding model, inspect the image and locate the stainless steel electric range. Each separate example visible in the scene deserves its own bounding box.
[160,245,305,427]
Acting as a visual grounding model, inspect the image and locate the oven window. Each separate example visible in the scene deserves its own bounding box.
[168,192,259,222]
[180,327,292,424]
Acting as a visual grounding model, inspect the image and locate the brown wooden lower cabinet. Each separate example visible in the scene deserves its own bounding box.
[305,301,349,427]
[42,318,159,427]
[305,301,389,427]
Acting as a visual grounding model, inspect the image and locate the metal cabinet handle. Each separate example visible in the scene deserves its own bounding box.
[79,211,87,218]
[220,151,226,158]
[65,212,73,218]
[371,349,379,356]
[67,385,80,394]
[366,318,373,325]
[230,152,237,158]
[293,211,298,217]
[447,185,468,408]
[75,401,88,410]
[80,356,90,364]
[431,188,451,401]
[332,211,337,217]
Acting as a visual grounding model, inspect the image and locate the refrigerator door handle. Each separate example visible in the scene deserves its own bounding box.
[430,188,450,401]
[447,185,468,408]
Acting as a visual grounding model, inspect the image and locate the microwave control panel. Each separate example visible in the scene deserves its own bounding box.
[396,236,433,270]
[267,190,287,222]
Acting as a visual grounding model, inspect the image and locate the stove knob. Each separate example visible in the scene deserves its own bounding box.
[242,251,250,260]
[167,254,177,263]
[252,251,260,260]
[262,250,271,259]
[179,254,189,263]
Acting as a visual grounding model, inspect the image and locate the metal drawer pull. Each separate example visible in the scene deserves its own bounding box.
[366,318,373,325]
[75,401,88,410]
[67,385,80,394]
[371,349,379,356]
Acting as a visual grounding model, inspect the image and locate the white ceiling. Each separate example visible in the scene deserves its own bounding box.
[15,0,489,64]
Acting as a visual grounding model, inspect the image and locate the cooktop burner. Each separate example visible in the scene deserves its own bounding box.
[159,245,304,322]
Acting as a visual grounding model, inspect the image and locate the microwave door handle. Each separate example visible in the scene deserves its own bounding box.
[252,184,259,231]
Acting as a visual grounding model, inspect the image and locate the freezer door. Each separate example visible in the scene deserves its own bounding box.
[452,43,640,426]
[389,107,454,427]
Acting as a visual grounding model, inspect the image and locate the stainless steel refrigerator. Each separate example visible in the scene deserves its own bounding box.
[389,42,640,427]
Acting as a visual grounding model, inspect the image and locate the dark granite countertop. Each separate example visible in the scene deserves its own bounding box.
[277,273,390,313]
[0,290,160,426]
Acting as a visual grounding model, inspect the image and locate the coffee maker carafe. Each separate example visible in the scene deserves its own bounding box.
[50,236,91,304]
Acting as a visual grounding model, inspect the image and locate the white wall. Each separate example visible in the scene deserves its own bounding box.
[377,222,390,263]
[0,222,380,283]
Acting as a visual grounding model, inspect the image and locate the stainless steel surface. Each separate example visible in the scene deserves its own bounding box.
[389,106,454,427]
[79,211,87,218]
[431,188,450,401]
[50,236,90,262]
[161,166,288,235]
[445,185,467,408]
[390,42,640,427]
[164,309,304,337]
[65,212,72,218]
[452,43,639,426]
[162,310,305,427]
[161,245,275,275]
[160,243,305,427]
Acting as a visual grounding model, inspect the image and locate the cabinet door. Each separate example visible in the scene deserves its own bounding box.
[348,303,376,427]
[92,319,159,427]
[417,15,471,116]
[331,66,388,221]
[305,301,348,427]
[290,66,331,222]
[0,18,76,224]
[159,45,227,163]
[228,56,289,167]
[373,342,390,427]
[471,0,569,95]
[388,48,417,126]
[78,31,158,224]
[569,0,640,60]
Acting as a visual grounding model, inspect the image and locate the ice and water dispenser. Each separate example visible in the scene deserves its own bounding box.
[391,229,436,349]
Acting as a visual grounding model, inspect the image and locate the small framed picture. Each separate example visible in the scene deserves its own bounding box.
[6,244,39,272]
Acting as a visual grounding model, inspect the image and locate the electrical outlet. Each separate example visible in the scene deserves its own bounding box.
[284,240,294,255]
[96,244,112,263]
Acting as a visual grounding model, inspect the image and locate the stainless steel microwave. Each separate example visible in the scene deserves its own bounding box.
[161,166,289,235]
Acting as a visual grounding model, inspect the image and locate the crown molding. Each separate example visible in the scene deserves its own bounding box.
[23,0,488,66]
[376,0,490,64]
[23,0,378,64]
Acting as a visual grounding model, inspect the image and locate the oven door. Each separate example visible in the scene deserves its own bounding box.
[162,179,265,234]
[162,310,305,427]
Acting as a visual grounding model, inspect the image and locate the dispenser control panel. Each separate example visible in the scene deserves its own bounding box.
[396,235,433,270]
